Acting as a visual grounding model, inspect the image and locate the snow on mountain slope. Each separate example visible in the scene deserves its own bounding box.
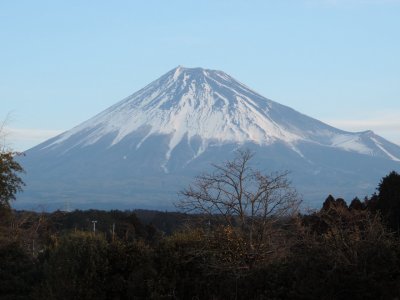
[18,66,400,210]
[42,66,400,163]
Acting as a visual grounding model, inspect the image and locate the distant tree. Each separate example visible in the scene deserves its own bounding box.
[322,194,335,210]
[377,171,400,231]
[365,193,379,211]
[349,197,364,210]
[322,195,348,211]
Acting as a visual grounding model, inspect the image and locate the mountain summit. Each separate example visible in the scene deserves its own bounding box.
[18,67,400,210]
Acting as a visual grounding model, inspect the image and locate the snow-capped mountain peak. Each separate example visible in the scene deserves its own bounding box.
[44,66,400,163]
[19,66,400,210]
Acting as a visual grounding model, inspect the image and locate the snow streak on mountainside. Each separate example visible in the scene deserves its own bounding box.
[18,66,400,210]
[43,66,400,163]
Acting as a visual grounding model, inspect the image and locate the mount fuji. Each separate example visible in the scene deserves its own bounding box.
[17,66,400,210]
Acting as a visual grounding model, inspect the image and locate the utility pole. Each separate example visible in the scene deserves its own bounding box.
[92,220,97,235]
[112,223,115,242]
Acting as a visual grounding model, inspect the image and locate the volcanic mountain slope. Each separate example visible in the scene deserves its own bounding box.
[17,66,400,210]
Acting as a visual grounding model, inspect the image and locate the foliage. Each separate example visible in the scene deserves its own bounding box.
[0,150,25,208]
[39,232,109,300]
[105,240,155,299]
[0,239,39,300]
[377,171,400,231]
[0,171,400,299]
[294,198,400,299]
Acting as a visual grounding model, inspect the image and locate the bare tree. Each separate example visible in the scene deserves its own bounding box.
[178,149,301,269]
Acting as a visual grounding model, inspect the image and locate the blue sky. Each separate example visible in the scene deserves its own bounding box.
[1,0,399,151]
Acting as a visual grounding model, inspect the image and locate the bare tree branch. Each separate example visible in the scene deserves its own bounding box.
[177,149,302,270]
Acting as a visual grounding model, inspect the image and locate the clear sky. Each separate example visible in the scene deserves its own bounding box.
[1,0,399,151]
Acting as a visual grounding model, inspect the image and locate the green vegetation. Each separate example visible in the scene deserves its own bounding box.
[0,149,24,209]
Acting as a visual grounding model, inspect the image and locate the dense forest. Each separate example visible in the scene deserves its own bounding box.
[1,150,400,299]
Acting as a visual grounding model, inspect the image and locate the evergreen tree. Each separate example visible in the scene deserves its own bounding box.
[377,171,400,231]
[349,197,364,210]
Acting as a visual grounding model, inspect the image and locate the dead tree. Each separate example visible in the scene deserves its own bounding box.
[178,149,301,269]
